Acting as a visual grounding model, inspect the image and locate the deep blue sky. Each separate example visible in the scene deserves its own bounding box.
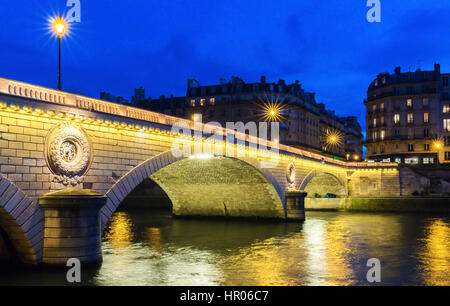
[1,0,450,131]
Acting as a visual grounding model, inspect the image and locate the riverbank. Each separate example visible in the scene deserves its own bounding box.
[305,197,450,213]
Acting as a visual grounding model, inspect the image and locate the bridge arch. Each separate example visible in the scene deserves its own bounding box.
[299,170,347,198]
[0,175,44,265]
[100,151,286,231]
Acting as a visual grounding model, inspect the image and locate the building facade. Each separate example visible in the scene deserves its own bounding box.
[100,76,363,160]
[365,63,450,165]
[160,76,362,159]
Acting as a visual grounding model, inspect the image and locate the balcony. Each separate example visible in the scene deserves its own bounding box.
[367,88,438,102]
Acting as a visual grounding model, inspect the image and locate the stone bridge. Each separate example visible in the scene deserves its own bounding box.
[0,77,407,266]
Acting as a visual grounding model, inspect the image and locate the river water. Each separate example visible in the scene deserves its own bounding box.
[0,210,449,286]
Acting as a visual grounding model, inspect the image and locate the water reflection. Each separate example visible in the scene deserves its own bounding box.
[104,212,134,249]
[0,210,449,286]
[418,219,450,286]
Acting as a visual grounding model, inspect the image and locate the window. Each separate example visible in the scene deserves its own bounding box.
[394,157,402,164]
[408,144,414,152]
[372,105,376,113]
[381,116,385,125]
[443,104,450,114]
[380,146,385,153]
[443,77,449,87]
[445,136,450,146]
[423,98,429,106]
[210,97,215,105]
[423,158,434,164]
[407,99,413,108]
[424,128,429,138]
[405,157,418,164]
[200,98,205,106]
[445,152,450,161]
[372,146,377,154]
[372,131,377,141]
[394,129,400,136]
[394,113,400,124]
[373,118,377,127]
[407,113,414,124]
[424,113,429,123]
[380,103,385,111]
[424,144,430,151]
[380,130,385,140]
[444,119,450,132]
[190,99,195,107]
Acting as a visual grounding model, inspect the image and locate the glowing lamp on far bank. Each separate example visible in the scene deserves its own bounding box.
[353,155,360,161]
[433,141,443,150]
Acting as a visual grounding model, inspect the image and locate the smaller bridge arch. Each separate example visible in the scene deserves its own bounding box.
[0,175,44,264]
[299,170,347,198]
[100,151,287,231]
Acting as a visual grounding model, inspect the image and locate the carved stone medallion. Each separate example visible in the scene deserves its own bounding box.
[286,163,296,184]
[45,122,92,186]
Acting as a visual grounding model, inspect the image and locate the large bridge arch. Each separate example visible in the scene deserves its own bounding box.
[100,151,286,231]
[299,170,347,198]
[0,175,44,265]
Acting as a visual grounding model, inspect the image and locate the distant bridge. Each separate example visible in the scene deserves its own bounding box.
[0,77,409,265]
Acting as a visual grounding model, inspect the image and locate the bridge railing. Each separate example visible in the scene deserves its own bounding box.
[0,77,397,169]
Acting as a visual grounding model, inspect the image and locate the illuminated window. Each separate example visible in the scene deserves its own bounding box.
[424,144,430,151]
[373,118,377,127]
[210,97,215,105]
[372,105,376,112]
[372,131,377,140]
[407,113,414,124]
[380,103,385,111]
[443,104,450,114]
[407,99,412,108]
[394,113,400,124]
[424,113,429,123]
[200,99,205,106]
[380,130,385,140]
[444,119,450,132]
[405,157,418,164]
[423,157,434,164]
[190,99,195,107]
[380,116,385,125]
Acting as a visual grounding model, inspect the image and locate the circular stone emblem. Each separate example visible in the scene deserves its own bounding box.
[45,122,92,185]
[286,163,296,184]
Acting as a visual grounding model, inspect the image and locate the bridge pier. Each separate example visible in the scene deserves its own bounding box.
[39,189,105,267]
[285,191,307,221]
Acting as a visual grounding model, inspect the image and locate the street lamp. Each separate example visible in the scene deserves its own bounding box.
[53,14,67,90]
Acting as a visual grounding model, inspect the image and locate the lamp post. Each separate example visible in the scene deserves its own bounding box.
[53,14,67,90]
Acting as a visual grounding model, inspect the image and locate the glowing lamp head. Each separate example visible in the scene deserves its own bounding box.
[53,15,67,37]
[433,141,443,149]
[353,155,359,161]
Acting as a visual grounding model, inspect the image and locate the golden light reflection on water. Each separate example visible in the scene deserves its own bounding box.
[419,219,450,286]
[96,211,450,286]
[104,212,134,249]
[220,236,303,286]
[146,227,163,252]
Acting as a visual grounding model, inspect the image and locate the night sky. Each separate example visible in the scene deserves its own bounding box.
[1,0,450,132]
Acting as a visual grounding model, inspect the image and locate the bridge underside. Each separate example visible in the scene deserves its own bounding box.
[122,156,286,220]
[303,173,347,198]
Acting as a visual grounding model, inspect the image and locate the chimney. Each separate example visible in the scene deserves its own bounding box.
[434,63,441,73]
[394,66,401,74]
[261,76,266,84]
